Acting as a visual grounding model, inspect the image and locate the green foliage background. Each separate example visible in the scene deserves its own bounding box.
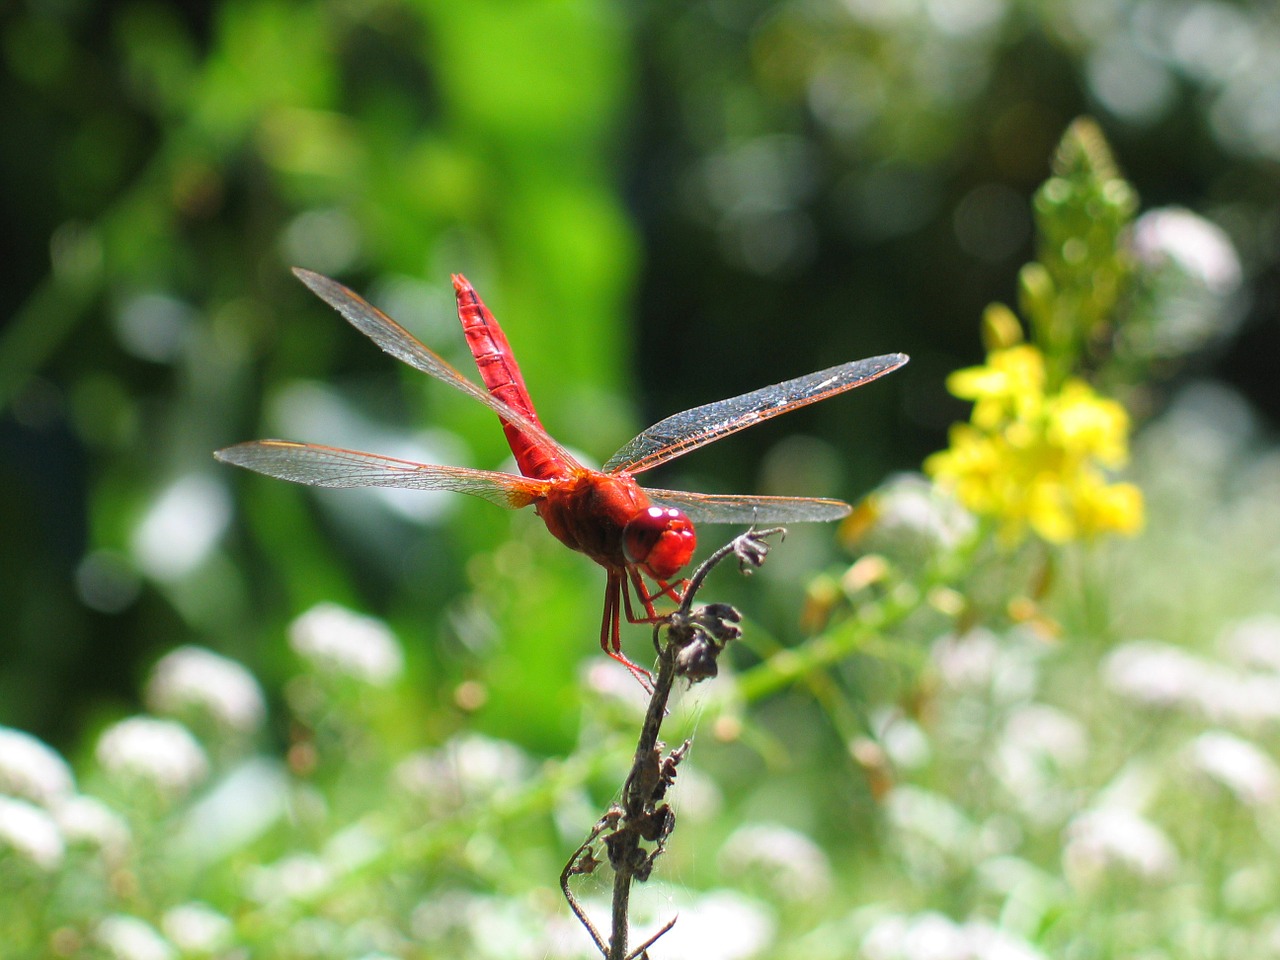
[3,2,1280,957]
[6,0,1274,749]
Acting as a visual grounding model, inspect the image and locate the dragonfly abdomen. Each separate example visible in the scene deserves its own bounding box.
[452,274,564,480]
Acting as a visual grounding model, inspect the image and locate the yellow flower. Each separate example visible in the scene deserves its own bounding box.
[1072,476,1144,538]
[1047,381,1130,467]
[947,344,1045,431]
[927,345,1144,545]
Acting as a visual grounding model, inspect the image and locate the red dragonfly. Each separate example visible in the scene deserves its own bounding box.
[217,269,907,679]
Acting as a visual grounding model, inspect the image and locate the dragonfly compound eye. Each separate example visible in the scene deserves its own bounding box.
[624,507,696,579]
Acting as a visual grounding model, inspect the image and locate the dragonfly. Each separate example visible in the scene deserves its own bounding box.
[216,269,907,680]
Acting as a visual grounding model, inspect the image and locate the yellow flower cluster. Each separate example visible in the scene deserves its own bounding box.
[925,345,1143,544]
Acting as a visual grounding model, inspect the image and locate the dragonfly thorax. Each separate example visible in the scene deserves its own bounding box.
[623,506,696,580]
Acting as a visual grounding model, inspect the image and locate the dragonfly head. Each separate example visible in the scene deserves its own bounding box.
[624,506,696,580]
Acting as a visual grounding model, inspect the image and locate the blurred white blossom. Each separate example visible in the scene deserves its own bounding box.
[246,853,333,904]
[667,762,724,824]
[932,629,1038,705]
[394,733,531,810]
[993,704,1088,824]
[1063,808,1178,885]
[0,726,75,807]
[161,902,233,953]
[146,646,266,735]
[289,603,404,685]
[409,890,487,948]
[176,758,289,864]
[130,474,230,581]
[324,822,384,875]
[55,795,130,861]
[862,911,1048,960]
[1103,640,1206,708]
[1185,730,1280,808]
[719,822,834,902]
[580,657,651,714]
[861,473,977,562]
[1132,207,1241,294]
[412,889,569,960]
[1127,206,1243,359]
[873,708,932,770]
[932,629,1002,690]
[0,794,65,870]
[885,785,977,870]
[95,717,209,798]
[654,890,775,960]
[96,915,176,960]
[1219,615,1280,673]
[1104,639,1280,728]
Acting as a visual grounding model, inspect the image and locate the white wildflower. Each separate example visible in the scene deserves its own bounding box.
[580,657,650,714]
[176,757,288,864]
[55,795,130,861]
[863,473,976,561]
[1220,615,1280,673]
[162,902,233,953]
[1103,640,1216,710]
[719,822,834,901]
[131,474,231,582]
[96,915,176,960]
[861,913,914,960]
[654,890,774,960]
[1132,207,1241,294]
[932,628,1039,705]
[1186,730,1280,807]
[409,889,484,944]
[0,726,75,807]
[289,603,404,684]
[1196,671,1280,728]
[1127,207,1243,359]
[932,629,1001,690]
[872,708,932,770]
[283,917,343,957]
[959,918,1052,960]
[862,911,1049,960]
[247,853,332,904]
[1063,808,1178,885]
[394,733,530,809]
[1002,704,1088,765]
[0,794,65,870]
[669,762,724,824]
[95,717,208,798]
[993,704,1088,824]
[886,912,965,960]
[1090,760,1164,813]
[324,822,384,874]
[1104,640,1280,728]
[885,785,976,862]
[146,646,266,734]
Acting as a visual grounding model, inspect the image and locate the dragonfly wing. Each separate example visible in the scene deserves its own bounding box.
[292,269,582,470]
[644,487,851,524]
[604,353,908,476]
[215,440,546,508]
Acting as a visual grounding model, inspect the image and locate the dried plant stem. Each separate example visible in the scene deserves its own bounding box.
[564,528,784,960]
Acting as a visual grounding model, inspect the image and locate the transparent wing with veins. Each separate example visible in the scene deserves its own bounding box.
[603,353,909,476]
[292,268,582,472]
[214,440,547,508]
[644,487,852,524]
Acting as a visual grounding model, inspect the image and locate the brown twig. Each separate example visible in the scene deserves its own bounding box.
[563,527,785,959]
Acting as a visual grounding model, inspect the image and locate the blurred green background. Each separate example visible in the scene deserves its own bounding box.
[1,0,1276,752]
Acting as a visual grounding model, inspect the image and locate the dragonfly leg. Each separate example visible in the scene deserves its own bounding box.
[602,571,653,688]
[623,567,689,623]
